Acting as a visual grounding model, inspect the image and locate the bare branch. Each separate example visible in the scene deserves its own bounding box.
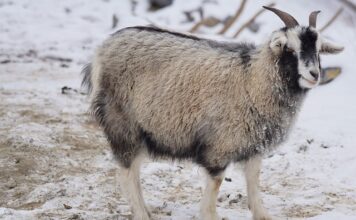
[319,8,344,33]
[189,17,221,33]
[189,19,206,33]
[340,0,356,12]
[112,14,119,29]
[130,0,138,16]
[183,7,204,23]
[218,0,248,35]
[233,2,275,38]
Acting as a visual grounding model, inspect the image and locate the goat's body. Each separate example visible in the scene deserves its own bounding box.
[86,26,304,173]
[83,4,346,217]
[83,26,307,220]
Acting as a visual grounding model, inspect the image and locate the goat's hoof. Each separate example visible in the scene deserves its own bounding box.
[132,212,151,220]
[200,212,222,220]
[250,205,272,220]
[253,212,272,220]
[254,217,272,220]
[133,216,150,220]
[145,206,151,217]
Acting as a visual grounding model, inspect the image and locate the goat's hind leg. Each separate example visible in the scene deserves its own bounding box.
[119,153,150,220]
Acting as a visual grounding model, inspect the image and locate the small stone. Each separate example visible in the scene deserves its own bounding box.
[149,0,173,11]
[298,145,308,153]
[60,63,69,68]
[306,138,314,144]
[229,199,239,205]
[68,214,80,220]
[224,177,232,182]
[63,203,72,209]
[6,178,17,189]
[320,144,329,149]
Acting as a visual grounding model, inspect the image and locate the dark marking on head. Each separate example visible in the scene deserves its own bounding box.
[318,54,321,72]
[299,27,318,65]
[278,45,305,94]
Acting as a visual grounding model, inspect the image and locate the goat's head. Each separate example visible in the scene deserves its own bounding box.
[264,6,344,89]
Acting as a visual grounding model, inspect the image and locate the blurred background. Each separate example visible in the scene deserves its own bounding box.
[0,0,356,219]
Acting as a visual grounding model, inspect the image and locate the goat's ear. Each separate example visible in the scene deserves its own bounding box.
[269,32,287,55]
[320,40,344,54]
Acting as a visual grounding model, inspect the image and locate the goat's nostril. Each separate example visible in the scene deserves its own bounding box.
[309,71,318,80]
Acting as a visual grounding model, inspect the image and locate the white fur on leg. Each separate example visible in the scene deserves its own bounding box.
[119,154,150,220]
[200,172,224,220]
[244,156,272,220]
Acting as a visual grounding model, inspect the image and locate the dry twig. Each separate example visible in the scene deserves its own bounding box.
[189,19,205,33]
[218,0,248,35]
[340,0,356,12]
[184,7,204,23]
[189,17,221,33]
[233,2,275,38]
[112,14,119,29]
[130,0,137,16]
[319,8,344,33]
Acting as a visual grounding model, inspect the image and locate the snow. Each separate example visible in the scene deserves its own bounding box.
[1,0,355,219]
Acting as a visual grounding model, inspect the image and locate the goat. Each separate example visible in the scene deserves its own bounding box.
[82,6,343,220]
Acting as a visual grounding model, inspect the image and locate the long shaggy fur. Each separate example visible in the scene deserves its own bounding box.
[84,26,306,174]
[82,8,345,217]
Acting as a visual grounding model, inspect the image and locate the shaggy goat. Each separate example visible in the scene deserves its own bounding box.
[82,6,343,220]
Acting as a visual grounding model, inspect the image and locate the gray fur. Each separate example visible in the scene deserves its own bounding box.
[85,26,305,172]
[82,24,342,219]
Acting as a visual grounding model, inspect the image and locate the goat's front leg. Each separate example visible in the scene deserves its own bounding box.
[200,170,225,220]
[244,156,272,220]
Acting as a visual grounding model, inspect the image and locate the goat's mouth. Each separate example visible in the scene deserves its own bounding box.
[302,76,318,84]
[299,76,319,89]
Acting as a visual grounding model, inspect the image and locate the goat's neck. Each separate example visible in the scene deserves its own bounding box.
[246,44,307,119]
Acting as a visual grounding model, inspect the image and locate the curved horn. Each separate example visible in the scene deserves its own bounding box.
[263,6,299,28]
[309,10,321,28]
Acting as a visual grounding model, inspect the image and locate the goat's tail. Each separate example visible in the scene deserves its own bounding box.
[81,57,103,105]
[81,63,93,95]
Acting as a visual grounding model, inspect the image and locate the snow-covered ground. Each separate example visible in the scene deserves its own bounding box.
[0,0,355,219]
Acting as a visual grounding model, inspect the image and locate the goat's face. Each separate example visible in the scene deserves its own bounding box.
[265,7,344,89]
